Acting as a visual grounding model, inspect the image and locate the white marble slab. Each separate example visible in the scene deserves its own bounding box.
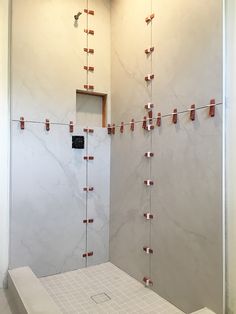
[110,126,153,281]
[151,108,223,314]
[86,128,110,267]
[10,123,87,276]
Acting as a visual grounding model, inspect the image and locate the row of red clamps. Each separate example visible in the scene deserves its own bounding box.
[20,118,74,132]
[143,11,155,290]
[106,99,217,135]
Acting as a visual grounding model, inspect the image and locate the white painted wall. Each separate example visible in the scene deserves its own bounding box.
[0,0,10,288]
[226,1,236,313]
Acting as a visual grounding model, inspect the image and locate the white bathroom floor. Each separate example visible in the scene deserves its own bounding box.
[41,262,184,314]
[0,289,12,314]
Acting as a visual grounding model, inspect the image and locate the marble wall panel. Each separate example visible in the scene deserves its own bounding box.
[110,126,153,282]
[86,128,110,267]
[10,124,87,277]
[151,108,223,314]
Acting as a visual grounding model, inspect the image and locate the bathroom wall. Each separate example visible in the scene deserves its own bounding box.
[10,0,111,277]
[226,1,236,313]
[110,1,223,313]
[0,0,10,288]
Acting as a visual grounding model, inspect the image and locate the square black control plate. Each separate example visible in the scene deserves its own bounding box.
[72,136,85,149]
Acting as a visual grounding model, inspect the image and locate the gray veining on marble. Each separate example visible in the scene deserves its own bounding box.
[10,123,87,276]
[10,122,111,277]
[11,0,111,123]
[86,128,110,267]
[110,0,223,313]
[151,108,223,314]
[10,0,111,278]
[110,126,152,281]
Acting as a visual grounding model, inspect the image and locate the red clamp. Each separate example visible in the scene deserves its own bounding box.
[144,213,154,220]
[83,187,94,192]
[157,112,161,127]
[145,47,155,54]
[145,13,155,23]
[130,119,135,131]
[84,66,94,71]
[145,74,155,82]
[143,277,153,287]
[84,9,94,15]
[69,121,74,133]
[145,103,153,124]
[120,122,124,133]
[112,124,116,135]
[20,117,25,130]
[83,252,94,258]
[143,247,153,254]
[209,99,216,117]
[45,119,50,131]
[144,180,154,186]
[84,29,94,35]
[83,128,94,133]
[142,116,147,129]
[84,156,94,160]
[84,48,94,54]
[145,103,154,110]
[84,84,94,90]
[145,152,154,158]
[189,104,196,121]
[107,124,112,135]
[83,219,94,224]
[145,124,154,131]
[148,110,153,124]
[172,109,178,124]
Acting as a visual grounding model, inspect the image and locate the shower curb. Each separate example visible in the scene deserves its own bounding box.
[191,308,216,314]
[8,267,62,313]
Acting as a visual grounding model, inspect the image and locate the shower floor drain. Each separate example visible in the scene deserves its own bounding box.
[91,292,111,304]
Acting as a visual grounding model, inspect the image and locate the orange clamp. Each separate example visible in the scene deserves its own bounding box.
[84,29,94,35]
[84,9,94,15]
[172,109,178,124]
[69,121,74,133]
[107,124,112,135]
[145,47,155,54]
[144,213,154,220]
[145,74,155,82]
[84,66,94,71]
[45,119,50,131]
[20,117,25,130]
[120,122,124,133]
[190,104,196,121]
[130,119,135,131]
[157,112,161,127]
[209,99,216,117]
[143,277,153,287]
[142,116,147,129]
[84,48,94,54]
[84,84,94,90]
[145,13,155,23]
[83,128,94,133]
[83,252,94,258]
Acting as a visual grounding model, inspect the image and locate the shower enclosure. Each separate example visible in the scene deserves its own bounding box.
[9,0,224,313]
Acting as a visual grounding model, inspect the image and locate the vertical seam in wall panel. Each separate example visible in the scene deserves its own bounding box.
[85,131,89,267]
[8,0,12,277]
[149,0,153,280]
[86,0,89,87]
[0,0,10,287]
[222,0,226,312]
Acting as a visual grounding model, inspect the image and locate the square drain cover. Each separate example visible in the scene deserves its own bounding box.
[91,293,111,304]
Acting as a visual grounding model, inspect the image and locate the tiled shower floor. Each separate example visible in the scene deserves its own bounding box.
[40,262,184,314]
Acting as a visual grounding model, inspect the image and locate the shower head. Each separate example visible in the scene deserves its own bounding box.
[74,12,82,21]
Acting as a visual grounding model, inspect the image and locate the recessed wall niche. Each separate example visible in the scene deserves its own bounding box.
[76,90,107,128]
